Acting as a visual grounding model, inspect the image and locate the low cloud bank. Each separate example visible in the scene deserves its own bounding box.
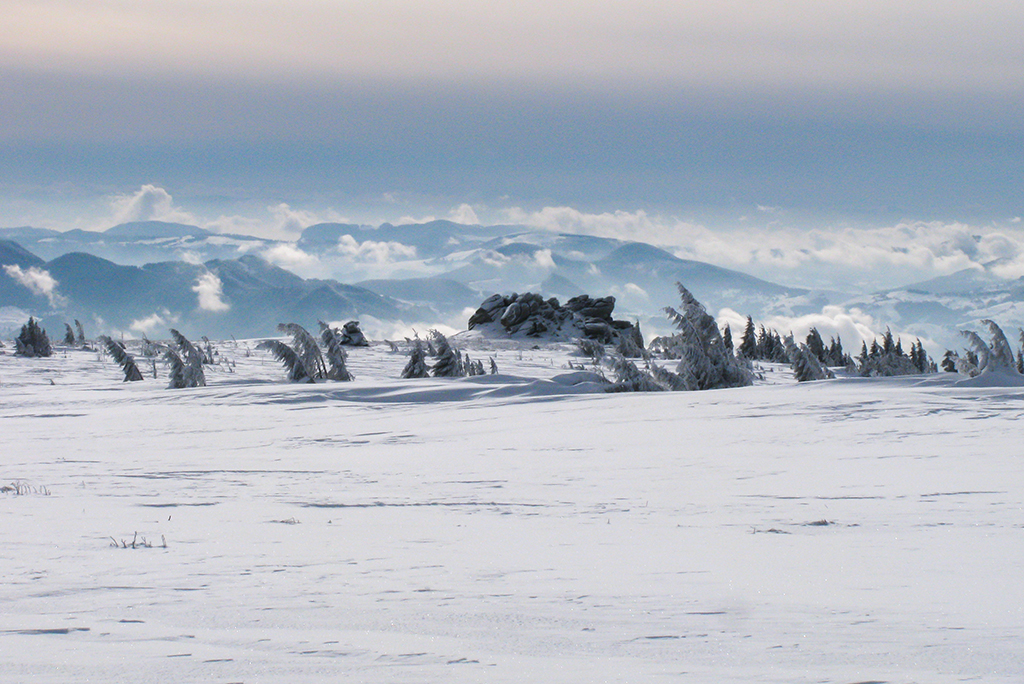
[3,265,66,307]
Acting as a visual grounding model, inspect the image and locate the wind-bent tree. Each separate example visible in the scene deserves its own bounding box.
[956,319,1020,378]
[258,339,314,382]
[319,321,354,381]
[784,335,834,382]
[430,330,463,378]
[605,354,665,392]
[278,323,327,379]
[98,335,144,381]
[660,283,753,391]
[165,329,206,388]
[401,338,430,379]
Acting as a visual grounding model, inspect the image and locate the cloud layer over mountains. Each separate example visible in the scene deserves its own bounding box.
[4,209,1024,353]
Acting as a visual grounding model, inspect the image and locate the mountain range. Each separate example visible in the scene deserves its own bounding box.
[2,220,1024,348]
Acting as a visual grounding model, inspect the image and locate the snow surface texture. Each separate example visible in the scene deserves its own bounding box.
[2,342,1024,683]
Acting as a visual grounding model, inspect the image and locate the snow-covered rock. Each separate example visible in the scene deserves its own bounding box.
[466,291,643,348]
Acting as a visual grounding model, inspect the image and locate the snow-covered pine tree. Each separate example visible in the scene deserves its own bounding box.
[981,319,1016,371]
[722,324,733,354]
[576,338,605,361]
[430,330,463,378]
[63,324,76,346]
[489,357,499,374]
[164,348,188,388]
[200,336,217,364]
[662,283,752,390]
[258,339,314,382]
[74,320,86,346]
[647,360,691,391]
[168,329,206,387]
[959,329,991,374]
[604,354,665,392]
[14,318,52,357]
[401,338,430,379]
[805,328,826,363]
[738,316,757,358]
[784,334,834,382]
[278,323,327,379]
[957,320,1020,377]
[98,335,144,381]
[318,321,354,381]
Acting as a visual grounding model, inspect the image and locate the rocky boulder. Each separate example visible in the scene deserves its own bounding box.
[467,291,643,348]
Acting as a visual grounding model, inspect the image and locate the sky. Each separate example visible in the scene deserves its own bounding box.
[2,1,1023,290]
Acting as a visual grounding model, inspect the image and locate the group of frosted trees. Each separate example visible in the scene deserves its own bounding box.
[21,280,1024,391]
[594,283,755,392]
[945,320,1024,378]
[727,313,936,381]
[14,317,53,358]
[259,322,354,383]
[402,330,495,379]
[95,328,208,387]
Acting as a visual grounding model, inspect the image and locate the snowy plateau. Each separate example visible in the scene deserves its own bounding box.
[2,340,1024,683]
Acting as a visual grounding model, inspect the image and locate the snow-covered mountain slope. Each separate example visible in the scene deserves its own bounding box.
[1,344,1022,683]
[0,248,421,340]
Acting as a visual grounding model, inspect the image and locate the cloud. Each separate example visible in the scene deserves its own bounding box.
[130,310,177,335]
[505,204,1024,291]
[449,203,480,225]
[269,203,321,236]
[335,234,417,264]
[192,272,230,312]
[3,265,66,307]
[110,184,196,225]
[262,244,321,271]
[533,248,555,269]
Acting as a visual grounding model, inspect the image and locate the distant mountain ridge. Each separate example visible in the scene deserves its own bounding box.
[9,218,1019,347]
[0,244,422,339]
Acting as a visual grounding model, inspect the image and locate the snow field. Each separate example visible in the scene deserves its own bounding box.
[1,341,1023,682]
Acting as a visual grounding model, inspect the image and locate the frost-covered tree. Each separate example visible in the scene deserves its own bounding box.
[576,338,605,362]
[805,328,826,363]
[659,283,753,391]
[63,323,76,346]
[98,335,144,381]
[489,357,499,374]
[648,360,691,391]
[857,330,933,377]
[401,338,430,379]
[14,317,52,357]
[431,330,463,378]
[957,320,1020,377]
[604,354,665,392]
[722,324,733,354]
[257,339,315,382]
[278,323,327,379]
[165,329,206,388]
[319,321,354,381]
[785,335,834,382]
[738,316,757,358]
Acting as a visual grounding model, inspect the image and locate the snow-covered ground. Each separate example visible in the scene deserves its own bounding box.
[2,341,1023,683]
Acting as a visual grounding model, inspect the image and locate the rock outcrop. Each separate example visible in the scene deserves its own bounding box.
[467,292,643,348]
